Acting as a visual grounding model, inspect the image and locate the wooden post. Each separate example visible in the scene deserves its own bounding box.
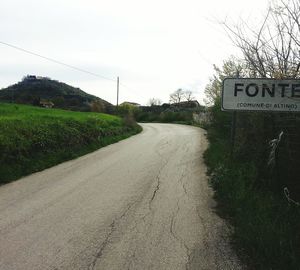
[117,76,119,107]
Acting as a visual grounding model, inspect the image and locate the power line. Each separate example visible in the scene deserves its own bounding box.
[0,40,144,105]
[117,76,119,107]
[0,40,117,82]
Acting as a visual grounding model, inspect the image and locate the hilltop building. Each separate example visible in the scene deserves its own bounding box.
[23,75,50,82]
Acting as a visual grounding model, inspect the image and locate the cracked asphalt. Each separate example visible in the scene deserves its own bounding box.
[0,123,243,270]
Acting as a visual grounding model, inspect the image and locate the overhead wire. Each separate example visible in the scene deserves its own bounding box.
[0,40,146,103]
[0,40,117,82]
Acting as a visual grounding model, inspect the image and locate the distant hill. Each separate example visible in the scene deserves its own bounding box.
[0,75,113,113]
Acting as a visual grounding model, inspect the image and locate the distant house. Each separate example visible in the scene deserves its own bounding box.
[23,75,37,81]
[23,75,49,82]
[40,100,54,108]
[120,101,141,107]
[172,100,200,108]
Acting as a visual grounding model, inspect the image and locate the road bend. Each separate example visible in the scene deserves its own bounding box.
[0,123,242,270]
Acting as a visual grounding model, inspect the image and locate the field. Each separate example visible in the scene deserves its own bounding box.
[0,103,141,184]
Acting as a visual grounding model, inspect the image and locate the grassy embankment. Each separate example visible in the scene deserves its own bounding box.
[0,103,142,184]
[203,107,300,269]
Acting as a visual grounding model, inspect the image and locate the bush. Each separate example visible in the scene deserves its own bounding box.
[204,102,300,269]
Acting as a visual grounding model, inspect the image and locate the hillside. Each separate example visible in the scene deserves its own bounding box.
[0,103,141,184]
[0,75,113,112]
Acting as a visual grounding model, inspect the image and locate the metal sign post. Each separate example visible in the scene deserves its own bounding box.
[117,76,119,107]
[229,73,240,156]
[230,111,237,156]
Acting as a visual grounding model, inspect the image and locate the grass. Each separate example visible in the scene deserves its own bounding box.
[204,128,300,270]
[0,102,119,122]
[0,103,142,184]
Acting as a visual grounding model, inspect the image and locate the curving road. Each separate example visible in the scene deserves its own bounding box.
[0,123,242,270]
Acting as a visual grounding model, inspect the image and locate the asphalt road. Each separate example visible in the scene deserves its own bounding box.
[0,123,242,270]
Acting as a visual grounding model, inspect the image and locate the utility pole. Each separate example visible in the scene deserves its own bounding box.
[11,89,14,104]
[117,76,119,107]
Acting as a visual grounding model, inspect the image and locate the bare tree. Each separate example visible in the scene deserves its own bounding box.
[184,90,195,101]
[279,0,300,46]
[169,89,184,103]
[148,98,162,106]
[221,0,300,79]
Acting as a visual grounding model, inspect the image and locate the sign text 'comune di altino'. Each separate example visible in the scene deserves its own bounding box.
[222,78,300,112]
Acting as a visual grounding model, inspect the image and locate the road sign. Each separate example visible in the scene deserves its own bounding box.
[222,78,300,112]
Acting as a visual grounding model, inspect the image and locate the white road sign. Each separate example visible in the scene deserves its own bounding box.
[222,78,300,112]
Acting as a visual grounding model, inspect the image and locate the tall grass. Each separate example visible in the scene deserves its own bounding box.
[204,124,300,270]
[0,103,142,184]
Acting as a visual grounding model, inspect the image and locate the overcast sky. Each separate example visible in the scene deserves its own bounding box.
[0,0,270,105]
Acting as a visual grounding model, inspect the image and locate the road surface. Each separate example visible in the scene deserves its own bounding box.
[0,123,242,270]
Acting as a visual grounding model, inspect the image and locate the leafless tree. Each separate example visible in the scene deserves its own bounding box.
[279,0,300,45]
[221,0,300,79]
[184,90,195,101]
[169,89,184,103]
[148,98,162,106]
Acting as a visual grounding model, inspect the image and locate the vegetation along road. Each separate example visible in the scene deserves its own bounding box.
[0,123,242,270]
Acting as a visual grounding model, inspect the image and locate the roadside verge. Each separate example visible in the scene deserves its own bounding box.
[203,126,300,270]
[0,103,142,184]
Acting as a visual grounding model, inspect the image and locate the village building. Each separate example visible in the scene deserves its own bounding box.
[120,101,141,107]
[40,100,54,108]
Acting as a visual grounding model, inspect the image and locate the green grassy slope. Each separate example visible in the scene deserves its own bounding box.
[0,103,141,184]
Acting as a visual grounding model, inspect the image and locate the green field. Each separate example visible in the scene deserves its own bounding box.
[0,103,142,184]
